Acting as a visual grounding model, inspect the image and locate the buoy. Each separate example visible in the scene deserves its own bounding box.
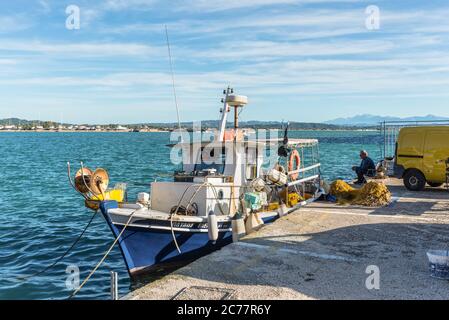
[278,203,289,217]
[245,212,263,235]
[288,150,301,180]
[231,212,246,242]
[207,210,219,242]
[255,212,264,225]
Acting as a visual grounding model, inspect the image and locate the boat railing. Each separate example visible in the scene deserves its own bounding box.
[287,163,321,176]
[288,174,320,187]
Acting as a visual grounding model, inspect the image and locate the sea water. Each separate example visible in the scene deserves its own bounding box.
[0,130,381,299]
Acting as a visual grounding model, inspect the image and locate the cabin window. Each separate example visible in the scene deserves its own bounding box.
[194,146,226,174]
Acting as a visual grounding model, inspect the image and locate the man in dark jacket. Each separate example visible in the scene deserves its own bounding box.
[352,150,376,184]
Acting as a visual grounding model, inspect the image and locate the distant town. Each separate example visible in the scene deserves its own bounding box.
[0,119,174,132]
[0,117,380,132]
[0,124,173,132]
[0,123,170,132]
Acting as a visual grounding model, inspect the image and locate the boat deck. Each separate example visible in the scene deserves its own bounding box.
[124,178,449,300]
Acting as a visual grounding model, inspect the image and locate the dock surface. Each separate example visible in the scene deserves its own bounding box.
[126,179,449,300]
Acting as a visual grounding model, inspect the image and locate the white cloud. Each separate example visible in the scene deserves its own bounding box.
[175,0,361,13]
[0,15,32,33]
[4,50,449,96]
[103,9,364,35]
[0,40,161,57]
[38,0,51,13]
[91,0,362,14]
[183,39,396,61]
[103,0,158,11]
[0,59,17,65]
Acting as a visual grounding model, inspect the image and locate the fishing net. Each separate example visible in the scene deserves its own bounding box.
[330,180,354,195]
[353,181,391,206]
[329,180,391,206]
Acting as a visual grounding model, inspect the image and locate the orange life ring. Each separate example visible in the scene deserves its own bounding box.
[288,150,301,180]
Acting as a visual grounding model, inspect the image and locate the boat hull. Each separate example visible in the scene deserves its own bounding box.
[100,201,234,276]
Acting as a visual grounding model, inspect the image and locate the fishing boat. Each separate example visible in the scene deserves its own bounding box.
[68,87,323,276]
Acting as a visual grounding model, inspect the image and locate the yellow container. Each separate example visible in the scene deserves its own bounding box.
[89,189,125,202]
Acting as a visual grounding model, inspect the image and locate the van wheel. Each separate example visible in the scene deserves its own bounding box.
[428,182,443,188]
[403,170,426,191]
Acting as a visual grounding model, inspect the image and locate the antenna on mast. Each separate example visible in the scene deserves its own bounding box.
[165,25,182,136]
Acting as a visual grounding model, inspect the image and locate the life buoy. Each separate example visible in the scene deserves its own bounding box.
[288,150,301,180]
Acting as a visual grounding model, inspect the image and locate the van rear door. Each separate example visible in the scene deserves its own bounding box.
[423,129,449,183]
[396,128,424,172]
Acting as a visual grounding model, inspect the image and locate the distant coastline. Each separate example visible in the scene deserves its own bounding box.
[0,117,379,132]
[0,128,170,133]
[0,128,378,133]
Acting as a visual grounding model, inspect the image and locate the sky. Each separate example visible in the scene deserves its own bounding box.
[1,0,449,124]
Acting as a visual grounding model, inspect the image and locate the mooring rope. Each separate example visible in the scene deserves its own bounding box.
[169,183,204,253]
[68,208,139,299]
[169,182,229,254]
[18,210,98,281]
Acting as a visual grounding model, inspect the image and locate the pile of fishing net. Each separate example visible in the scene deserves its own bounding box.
[329,180,391,206]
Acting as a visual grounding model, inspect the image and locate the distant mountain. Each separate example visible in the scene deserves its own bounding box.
[325,114,449,126]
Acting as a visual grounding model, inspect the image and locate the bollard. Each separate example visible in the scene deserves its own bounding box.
[110,271,118,300]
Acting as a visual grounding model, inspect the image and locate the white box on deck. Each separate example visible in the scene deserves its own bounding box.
[150,181,238,216]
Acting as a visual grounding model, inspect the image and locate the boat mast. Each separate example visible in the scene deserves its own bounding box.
[234,104,239,129]
[218,86,232,142]
[165,25,182,135]
[217,87,248,141]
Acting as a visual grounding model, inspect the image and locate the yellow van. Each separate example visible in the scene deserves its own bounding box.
[394,126,449,191]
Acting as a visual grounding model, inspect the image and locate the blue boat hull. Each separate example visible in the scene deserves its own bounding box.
[100,201,276,276]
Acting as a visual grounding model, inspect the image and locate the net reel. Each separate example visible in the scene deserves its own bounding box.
[67,162,124,211]
[74,167,93,194]
[69,163,109,197]
[90,168,109,196]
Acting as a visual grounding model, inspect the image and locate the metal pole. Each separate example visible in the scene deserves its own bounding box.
[110,271,118,300]
[234,106,239,129]
[383,121,386,159]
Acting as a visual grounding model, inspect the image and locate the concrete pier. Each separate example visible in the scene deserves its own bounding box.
[126,179,449,300]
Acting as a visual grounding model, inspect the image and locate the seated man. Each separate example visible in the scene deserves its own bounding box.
[352,150,375,184]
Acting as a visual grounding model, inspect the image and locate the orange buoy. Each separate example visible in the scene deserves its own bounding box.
[288,150,301,180]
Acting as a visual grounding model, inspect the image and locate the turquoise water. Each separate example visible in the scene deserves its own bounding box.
[0,130,381,300]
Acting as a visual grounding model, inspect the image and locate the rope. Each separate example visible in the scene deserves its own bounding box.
[169,182,230,254]
[68,208,139,299]
[67,162,88,200]
[18,210,98,281]
[169,183,206,253]
[80,162,96,196]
